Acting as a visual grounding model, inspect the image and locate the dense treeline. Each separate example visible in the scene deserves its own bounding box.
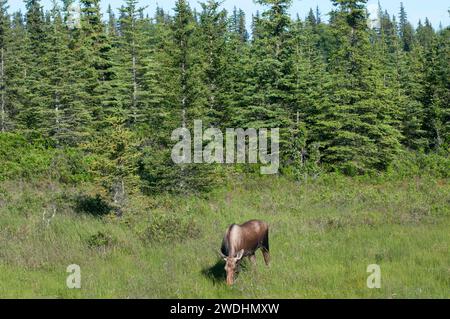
[0,0,448,207]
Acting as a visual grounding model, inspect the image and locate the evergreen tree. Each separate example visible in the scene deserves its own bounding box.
[0,0,447,189]
[83,117,141,216]
[172,0,196,127]
[44,0,91,145]
[4,12,29,132]
[416,18,435,49]
[319,0,402,174]
[241,0,293,130]
[399,2,414,52]
[106,4,117,36]
[436,25,450,149]
[25,0,46,55]
[0,0,8,132]
[79,0,117,127]
[20,0,47,133]
[223,8,252,128]
[374,4,425,151]
[197,0,228,125]
[284,17,328,176]
[398,38,429,150]
[251,11,264,40]
[115,0,149,124]
[230,7,248,43]
[315,6,322,24]
[307,8,317,26]
[420,22,448,150]
[140,1,217,194]
[237,9,248,42]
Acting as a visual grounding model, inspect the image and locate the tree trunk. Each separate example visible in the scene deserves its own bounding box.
[1,47,5,132]
[181,59,187,128]
[113,178,125,217]
[55,92,61,144]
[132,35,138,123]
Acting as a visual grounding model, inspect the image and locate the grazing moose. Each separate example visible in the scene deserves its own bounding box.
[219,220,270,285]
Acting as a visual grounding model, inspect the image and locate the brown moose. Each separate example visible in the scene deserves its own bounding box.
[219,220,270,285]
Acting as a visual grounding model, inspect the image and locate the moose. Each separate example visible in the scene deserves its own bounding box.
[219,220,270,285]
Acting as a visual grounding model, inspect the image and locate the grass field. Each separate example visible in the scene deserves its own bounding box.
[0,175,449,298]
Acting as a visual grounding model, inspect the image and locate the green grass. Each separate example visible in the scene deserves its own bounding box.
[0,176,449,298]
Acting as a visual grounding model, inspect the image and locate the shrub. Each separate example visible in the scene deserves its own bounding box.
[0,133,92,183]
[387,151,450,179]
[0,133,53,181]
[139,146,218,195]
[74,194,112,217]
[87,231,117,249]
[48,149,93,184]
[142,214,200,243]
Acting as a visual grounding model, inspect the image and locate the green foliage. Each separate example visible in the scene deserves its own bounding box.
[75,194,112,216]
[0,0,448,191]
[82,118,141,214]
[140,146,218,195]
[0,133,91,182]
[386,151,450,179]
[0,0,448,298]
[141,213,200,243]
[399,2,415,52]
[87,231,117,249]
[318,0,403,175]
[0,133,50,180]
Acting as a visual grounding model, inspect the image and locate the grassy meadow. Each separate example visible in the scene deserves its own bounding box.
[0,175,449,298]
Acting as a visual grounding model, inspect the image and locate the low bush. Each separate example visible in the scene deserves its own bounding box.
[386,151,450,179]
[74,194,112,217]
[87,231,117,249]
[142,213,201,244]
[0,133,92,183]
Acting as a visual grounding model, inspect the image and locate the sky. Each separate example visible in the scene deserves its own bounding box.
[8,0,450,29]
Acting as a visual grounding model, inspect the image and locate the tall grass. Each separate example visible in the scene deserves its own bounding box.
[0,176,449,298]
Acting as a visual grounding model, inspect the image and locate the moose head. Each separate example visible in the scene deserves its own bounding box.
[220,249,244,285]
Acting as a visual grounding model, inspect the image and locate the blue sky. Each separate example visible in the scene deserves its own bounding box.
[8,0,450,29]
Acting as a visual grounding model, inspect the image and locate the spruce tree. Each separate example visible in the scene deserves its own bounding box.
[398,38,429,150]
[319,0,402,174]
[115,0,149,125]
[106,4,117,36]
[79,0,117,128]
[20,0,46,133]
[44,0,91,145]
[0,0,8,132]
[198,0,228,125]
[241,0,293,130]
[307,8,317,26]
[25,0,46,55]
[436,25,450,149]
[83,117,141,216]
[172,0,196,128]
[4,12,29,132]
[399,2,414,52]
[420,22,448,150]
[223,8,252,129]
[140,1,217,194]
[284,17,329,176]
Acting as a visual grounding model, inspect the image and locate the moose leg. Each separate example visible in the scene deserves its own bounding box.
[249,254,256,267]
[262,230,270,266]
[262,248,270,266]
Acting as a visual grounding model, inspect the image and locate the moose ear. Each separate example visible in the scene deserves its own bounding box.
[219,250,227,260]
[235,249,244,260]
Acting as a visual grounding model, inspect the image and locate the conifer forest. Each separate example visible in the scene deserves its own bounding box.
[0,0,448,298]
